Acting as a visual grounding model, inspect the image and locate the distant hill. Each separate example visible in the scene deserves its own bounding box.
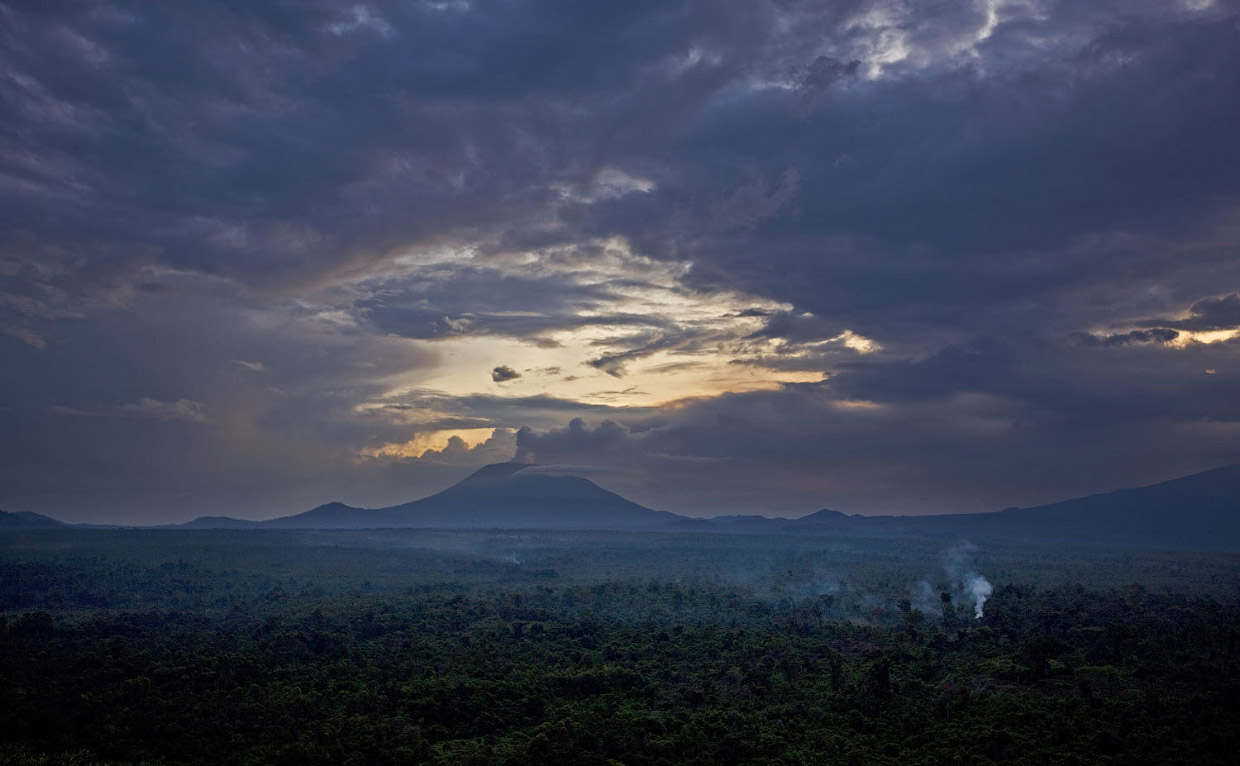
[178,516,262,529]
[696,464,1240,551]
[0,510,65,529]
[188,463,682,530]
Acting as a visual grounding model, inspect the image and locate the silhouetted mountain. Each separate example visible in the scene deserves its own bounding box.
[0,510,64,529]
[180,462,1240,549]
[369,464,678,529]
[789,508,851,526]
[187,463,683,530]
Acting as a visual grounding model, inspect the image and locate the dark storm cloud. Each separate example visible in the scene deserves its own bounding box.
[560,2,1240,354]
[3,0,1240,520]
[0,0,762,302]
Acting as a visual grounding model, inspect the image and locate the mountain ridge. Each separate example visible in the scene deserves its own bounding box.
[9,462,1239,550]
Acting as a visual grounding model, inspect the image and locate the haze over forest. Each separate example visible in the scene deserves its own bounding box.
[3,1,1240,525]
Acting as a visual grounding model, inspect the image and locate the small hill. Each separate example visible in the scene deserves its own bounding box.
[180,516,263,529]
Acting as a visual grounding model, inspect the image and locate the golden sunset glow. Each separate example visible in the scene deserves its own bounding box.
[352,241,865,432]
[359,427,500,459]
[1168,328,1240,347]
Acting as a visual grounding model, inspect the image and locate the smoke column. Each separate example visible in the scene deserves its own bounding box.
[942,543,993,619]
[963,573,993,619]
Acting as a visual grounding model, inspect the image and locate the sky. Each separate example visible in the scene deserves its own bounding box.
[2,0,1240,524]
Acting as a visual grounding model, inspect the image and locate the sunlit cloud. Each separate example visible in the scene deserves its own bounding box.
[359,427,502,459]
[833,329,881,354]
[339,236,855,426]
[1167,328,1240,347]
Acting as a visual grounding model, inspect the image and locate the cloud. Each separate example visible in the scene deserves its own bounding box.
[515,418,630,463]
[709,169,801,233]
[794,56,860,103]
[3,1,1240,522]
[1070,328,1181,347]
[118,398,208,423]
[2,325,47,349]
[1141,293,1240,332]
[516,463,615,476]
[328,5,396,38]
[362,427,517,465]
[491,365,521,382]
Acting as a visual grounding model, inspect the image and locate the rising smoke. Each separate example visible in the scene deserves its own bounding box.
[942,543,993,619]
[911,580,943,618]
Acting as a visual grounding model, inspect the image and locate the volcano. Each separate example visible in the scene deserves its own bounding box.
[189,463,682,530]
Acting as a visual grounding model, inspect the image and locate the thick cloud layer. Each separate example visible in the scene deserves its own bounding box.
[2,1,1238,521]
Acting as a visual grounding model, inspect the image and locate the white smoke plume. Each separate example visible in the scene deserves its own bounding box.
[962,573,993,619]
[942,543,993,619]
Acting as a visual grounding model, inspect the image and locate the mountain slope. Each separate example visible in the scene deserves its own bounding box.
[795,463,1240,550]
[981,463,1240,548]
[0,510,64,529]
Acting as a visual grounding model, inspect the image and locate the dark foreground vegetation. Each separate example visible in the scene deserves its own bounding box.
[2,529,1239,765]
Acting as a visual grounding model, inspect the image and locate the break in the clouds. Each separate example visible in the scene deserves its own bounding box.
[2,1,1239,522]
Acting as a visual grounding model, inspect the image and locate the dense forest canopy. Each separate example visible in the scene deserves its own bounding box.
[2,529,1239,764]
